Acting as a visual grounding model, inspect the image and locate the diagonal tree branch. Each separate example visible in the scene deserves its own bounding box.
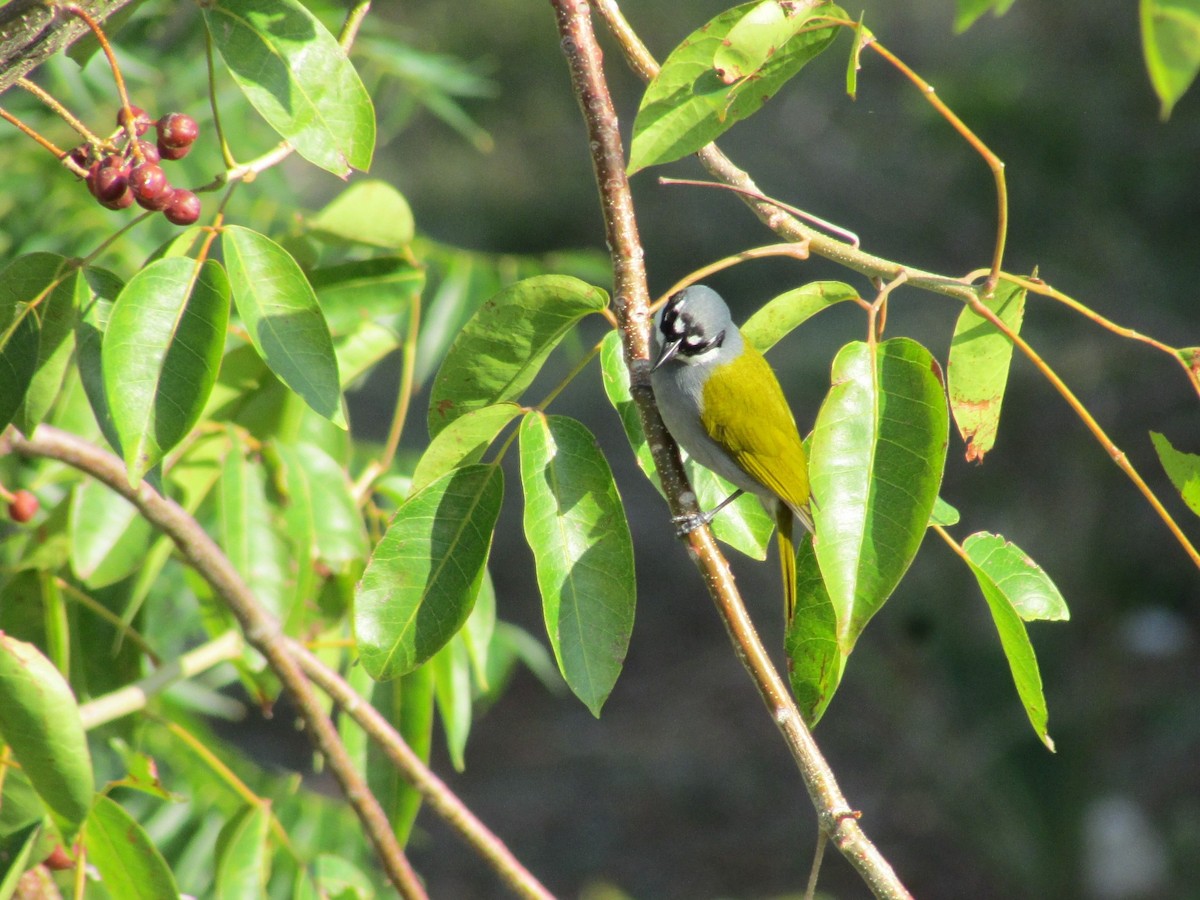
[548,1,911,897]
[0,0,137,96]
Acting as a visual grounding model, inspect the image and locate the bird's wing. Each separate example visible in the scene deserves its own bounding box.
[700,346,811,517]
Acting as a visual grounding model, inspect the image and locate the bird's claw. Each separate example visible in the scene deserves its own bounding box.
[672,512,710,537]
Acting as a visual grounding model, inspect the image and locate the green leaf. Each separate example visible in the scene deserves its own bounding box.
[741,281,859,353]
[0,821,42,900]
[930,495,961,527]
[75,267,124,454]
[335,321,402,389]
[713,0,804,83]
[272,441,368,569]
[14,264,77,435]
[307,180,414,249]
[428,275,607,436]
[356,465,503,680]
[628,2,843,173]
[964,532,1068,622]
[219,435,289,619]
[222,225,346,428]
[432,634,473,771]
[1151,430,1200,517]
[1141,0,1200,118]
[960,532,1057,750]
[598,331,772,559]
[0,253,66,434]
[0,634,93,842]
[519,413,636,716]
[954,0,1017,32]
[215,804,271,899]
[84,795,179,900]
[785,534,843,725]
[463,569,497,692]
[947,280,1025,461]
[810,338,949,650]
[204,0,375,175]
[102,258,230,482]
[410,402,522,496]
[310,255,423,337]
[69,478,153,588]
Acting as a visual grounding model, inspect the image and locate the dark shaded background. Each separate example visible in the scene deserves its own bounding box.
[363,2,1200,898]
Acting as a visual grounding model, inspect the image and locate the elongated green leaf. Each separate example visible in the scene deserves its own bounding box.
[272,441,368,568]
[0,635,93,842]
[1151,431,1200,517]
[964,533,1069,622]
[598,331,772,558]
[14,264,77,435]
[948,280,1025,461]
[410,402,522,496]
[215,804,271,899]
[1141,0,1200,119]
[628,2,843,173]
[960,532,1057,750]
[103,258,230,482]
[84,796,179,900]
[0,253,67,434]
[223,225,346,428]
[75,267,124,454]
[519,413,636,716]
[713,0,799,83]
[785,533,843,726]
[432,634,472,771]
[356,465,503,680]
[428,275,607,436]
[463,570,497,692]
[204,0,374,175]
[307,180,414,248]
[741,281,859,352]
[69,478,153,588]
[0,821,42,900]
[810,338,949,649]
[931,495,961,527]
[219,436,289,619]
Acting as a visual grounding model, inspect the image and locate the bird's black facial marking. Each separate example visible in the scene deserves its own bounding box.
[660,292,725,359]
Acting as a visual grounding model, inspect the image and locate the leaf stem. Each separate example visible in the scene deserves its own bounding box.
[17,76,101,156]
[655,242,814,312]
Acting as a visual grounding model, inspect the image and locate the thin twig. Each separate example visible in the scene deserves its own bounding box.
[555,2,912,896]
[17,76,101,150]
[4,425,427,899]
[0,105,67,157]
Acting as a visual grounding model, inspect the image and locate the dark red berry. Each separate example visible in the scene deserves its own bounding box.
[129,163,170,209]
[67,144,91,171]
[156,137,191,161]
[101,187,135,210]
[88,162,129,203]
[133,139,161,165]
[117,105,151,136]
[8,490,38,523]
[163,189,201,226]
[42,845,73,870]
[156,113,198,150]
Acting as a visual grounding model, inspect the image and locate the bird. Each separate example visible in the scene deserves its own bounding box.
[650,284,813,622]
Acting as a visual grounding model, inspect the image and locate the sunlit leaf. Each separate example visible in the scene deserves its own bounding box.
[519,412,636,716]
[428,275,607,436]
[214,804,271,898]
[307,180,414,248]
[741,281,859,353]
[947,280,1025,462]
[965,532,1069,622]
[1151,430,1200,517]
[785,534,844,725]
[1140,0,1200,118]
[432,635,472,771]
[204,0,374,175]
[954,0,1017,32]
[628,2,843,173]
[0,634,93,842]
[410,402,522,496]
[14,263,77,435]
[84,796,179,900]
[102,258,230,482]
[810,338,949,650]
[356,465,503,680]
[0,253,66,434]
[222,225,346,428]
[69,478,153,588]
[75,267,124,454]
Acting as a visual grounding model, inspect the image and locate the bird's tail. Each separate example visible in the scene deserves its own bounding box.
[776,503,797,625]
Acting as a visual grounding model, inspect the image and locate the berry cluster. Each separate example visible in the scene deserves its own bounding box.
[75,107,201,226]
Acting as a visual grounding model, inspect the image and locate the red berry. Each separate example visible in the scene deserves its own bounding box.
[8,490,38,523]
[132,139,161,165]
[156,137,191,161]
[67,144,91,171]
[117,105,151,136]
[88,162,129,203]
[163,189,201,226]
[42,845,73,870]
[129,163,170,209]
[156,113,198,150]
[101,187,135,210]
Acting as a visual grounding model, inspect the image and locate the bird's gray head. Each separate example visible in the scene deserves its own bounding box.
[652,285,739,371]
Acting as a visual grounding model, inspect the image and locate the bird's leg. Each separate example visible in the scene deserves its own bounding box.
[673,489,745,537]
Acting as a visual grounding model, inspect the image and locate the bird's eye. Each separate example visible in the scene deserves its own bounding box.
[685,329,725,354]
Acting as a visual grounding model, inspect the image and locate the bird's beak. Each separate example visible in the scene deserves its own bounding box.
[652,338,682,372]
